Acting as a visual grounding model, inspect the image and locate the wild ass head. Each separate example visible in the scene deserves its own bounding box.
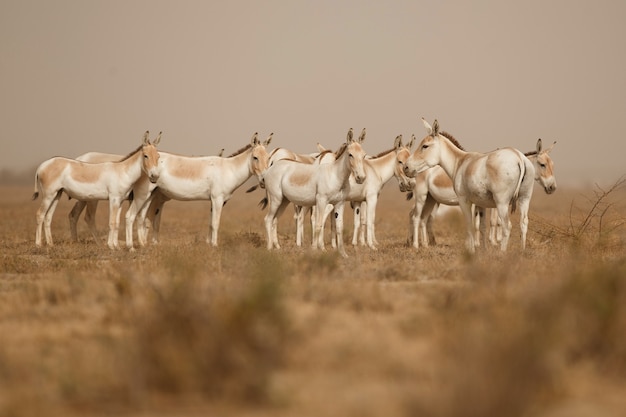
[528,138,557,194]
[393,134,415,192]
[345,128,367,184]
[403,118,444,178]
[141,130,161,183]
[249,132,272,186]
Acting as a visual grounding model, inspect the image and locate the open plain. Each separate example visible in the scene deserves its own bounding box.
[1,180,625,417]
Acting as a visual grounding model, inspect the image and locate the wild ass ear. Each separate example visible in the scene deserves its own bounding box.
[218,148,225,157]
[346,128,354,143]
[142,130,150,145]
[432,119,440,136]
[251,132,259,145]
[536,138,543,153]
[394,134,403,149]
[317,143,327,152]
[153,131,162,145]
[358,128,366,143]
[408,134,416,150]
[263,132,273,146]
[421,118,433,135]
[546,140,557,153]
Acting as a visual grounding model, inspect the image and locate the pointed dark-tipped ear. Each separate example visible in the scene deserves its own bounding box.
[394,134,403,149]
[263,132,273,146]
[408,134,416,149]
[546,140,557,153]
[358,128,366,143]
[143,130,150,145]
[153,131,162,145]
[346,128,354,143]
[432,119,440,136]
[218,148,225,157]
[251,132,259,145]
[536,138,543,153]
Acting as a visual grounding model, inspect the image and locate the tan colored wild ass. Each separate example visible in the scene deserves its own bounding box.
[402,118,534,253]
[125,133,271,248]
[262,128,367,257]
[33,131,161,249]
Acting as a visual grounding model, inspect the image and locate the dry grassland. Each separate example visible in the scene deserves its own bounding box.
[1,180,625,417]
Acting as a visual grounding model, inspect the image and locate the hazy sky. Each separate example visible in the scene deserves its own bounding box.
[2,0,625,186]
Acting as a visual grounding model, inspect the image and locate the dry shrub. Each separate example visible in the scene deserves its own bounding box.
[130,249,290,403]
[407,255,626,417]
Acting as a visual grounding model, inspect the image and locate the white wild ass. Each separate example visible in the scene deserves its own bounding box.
[486,138,557,244]
[401,138,557,249]
[69,152,123,242]
[262,128,367,257]
[347,134,414,249]
[33,131,161,249]
[402,118,535,253]
[69,148,226,244]
[125,133,271,248]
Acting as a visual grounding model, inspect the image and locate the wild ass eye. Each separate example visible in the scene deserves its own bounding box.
[540,163,546,168]
[349,153,353,158]
[422,144,429,150]
[253,156,258,161]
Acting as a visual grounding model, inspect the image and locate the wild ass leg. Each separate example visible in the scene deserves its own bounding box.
[107,198,125,250]
[410,191,427,249]
[517,196,532,250]
[475,206,488,248]
[332,201,348,257]
[365,197,378,250]
[495,202,512,252]
[68,200,86,241]
[351,202,361,246]
[264,197,288,250]
[420,197,438,247]
[83,201,102,243]
[295,205,304,247]
[458,198,477,254]
[208,196,225,246]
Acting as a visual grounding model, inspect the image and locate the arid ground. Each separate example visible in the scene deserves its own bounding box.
[1,180,625,417]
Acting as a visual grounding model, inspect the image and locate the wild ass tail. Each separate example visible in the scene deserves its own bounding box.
[32,172,39,200]
[510,157,526,213]
[258,197,268,210]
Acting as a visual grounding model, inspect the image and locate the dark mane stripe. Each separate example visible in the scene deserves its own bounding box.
[371,148,394,159]
[335,143,348,159]
[439,131,465,151]
[119,144,143,162]
[524,150,538,157]
[228,144,252,158]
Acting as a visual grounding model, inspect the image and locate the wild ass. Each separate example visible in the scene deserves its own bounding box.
[402,118,534,253]
[32,131,161,249]
[69,152,124,242]
[262,128,367,257]
[125,132,271,248]
[486,138,557,244]
[69,148,226,244]
[329,134,413,249]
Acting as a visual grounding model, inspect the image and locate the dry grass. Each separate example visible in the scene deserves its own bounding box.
[1,179,626,417]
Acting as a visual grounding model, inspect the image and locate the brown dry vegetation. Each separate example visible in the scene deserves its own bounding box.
[1,179,626,417]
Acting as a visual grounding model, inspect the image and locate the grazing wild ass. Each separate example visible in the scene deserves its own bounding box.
[33,131,161,249]
[125,132,271,248]
[262,128,367,257]
[402,118,534,253]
